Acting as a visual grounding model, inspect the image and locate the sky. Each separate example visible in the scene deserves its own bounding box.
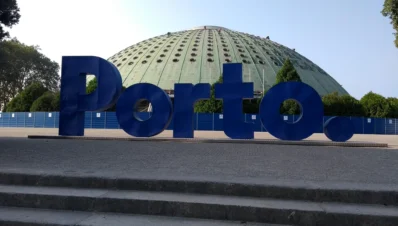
[6,0,398,99]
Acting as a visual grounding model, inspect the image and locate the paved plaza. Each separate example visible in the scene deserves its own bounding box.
[1,128,398,185]
[1,128,398,225]
[0,128,397,147]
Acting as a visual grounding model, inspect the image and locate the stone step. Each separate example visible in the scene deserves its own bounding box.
[0,170,397,206]
[0,184,398,226]
[0,206,284,226]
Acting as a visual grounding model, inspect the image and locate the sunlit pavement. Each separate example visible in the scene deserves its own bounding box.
[0,128,397,148]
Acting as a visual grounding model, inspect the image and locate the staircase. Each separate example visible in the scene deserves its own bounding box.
[0,171,398,225]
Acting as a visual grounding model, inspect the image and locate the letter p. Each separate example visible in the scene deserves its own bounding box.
[58,56,123,136]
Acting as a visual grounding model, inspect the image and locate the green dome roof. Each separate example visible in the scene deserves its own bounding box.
[107,26,349,96]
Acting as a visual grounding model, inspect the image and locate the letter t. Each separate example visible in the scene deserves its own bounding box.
[215,63,254,139]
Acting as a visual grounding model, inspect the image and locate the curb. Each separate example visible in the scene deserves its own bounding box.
[26,135,389,148]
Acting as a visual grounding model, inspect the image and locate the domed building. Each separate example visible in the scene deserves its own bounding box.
[106,25,348,98]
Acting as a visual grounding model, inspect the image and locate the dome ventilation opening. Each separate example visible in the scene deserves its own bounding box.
[107,27,349,97]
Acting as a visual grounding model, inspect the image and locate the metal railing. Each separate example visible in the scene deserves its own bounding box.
[0,112,397,135]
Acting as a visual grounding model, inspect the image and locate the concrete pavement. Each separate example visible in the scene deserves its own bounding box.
[1,128,398,225]
[1,136,398,184]
[0,128,397,147]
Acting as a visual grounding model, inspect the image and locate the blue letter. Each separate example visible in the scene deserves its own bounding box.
[116,83,172,137]
[215,63,254,139]
[173,83,210,138]
[59,56,122,136]
[324,116,354,142]
[259,81,323,141]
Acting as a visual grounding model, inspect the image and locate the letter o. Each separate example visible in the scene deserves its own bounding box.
[116,83,173,137]
[259,82,323,141]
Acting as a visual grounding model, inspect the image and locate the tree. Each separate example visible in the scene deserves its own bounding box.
[322,92,364,116]
[339,95,365,116]
[275,59,302,84]
[51,92,60,111]
[280,99,301,115]
[274,58,302,115]
[0,0,21,41]
[6,82,48,112]
[360,91,391,118]
[382,0,398,48]
[4,94,22,112]
[18,82,48,111]
[86,77,97,94]
[0,39,60,108]
[193,75,262,113]
[30,92,57,112]
[387,97,398,118]
[194,76,223,113]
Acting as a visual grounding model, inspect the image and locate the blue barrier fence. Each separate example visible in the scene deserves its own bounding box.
[0,112,397,135]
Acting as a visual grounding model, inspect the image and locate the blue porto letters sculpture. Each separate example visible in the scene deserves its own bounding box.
[59,56,122,136]
[58,56,354,142]
[215,64,254,139]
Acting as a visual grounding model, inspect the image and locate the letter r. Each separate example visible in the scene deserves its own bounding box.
[173,83,211,138]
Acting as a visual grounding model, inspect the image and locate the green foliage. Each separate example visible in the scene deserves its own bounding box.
[19,82,48,111]
[4,95,22,112]
[275,59,302,84]
[194,76,223,113]
[30,92,57,112]
[0,39,60,109]
[194,75,261,113]
[274,59,302,115]
[0,0,21,40]
[339,95,365,117]
[86,77,98,94]
[382,0,398,48]
[387,97,398,118]
[322,92,364,116]
[51,92,60,111]
[280,100,301,115]
[360,91,391,118]
[6,82,48,112]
